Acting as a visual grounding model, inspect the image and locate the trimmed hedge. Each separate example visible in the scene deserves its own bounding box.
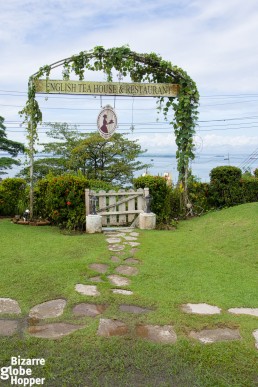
[241,178,258,203]
[1,170,257,229]
[133,175,174,223]
[209,166,243,207]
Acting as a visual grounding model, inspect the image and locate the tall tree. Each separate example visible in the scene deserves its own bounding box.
[0,116,25,176]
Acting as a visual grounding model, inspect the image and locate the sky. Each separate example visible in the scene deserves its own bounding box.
[1,0,258,177]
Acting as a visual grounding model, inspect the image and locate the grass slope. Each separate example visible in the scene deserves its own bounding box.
[0,203,258,386]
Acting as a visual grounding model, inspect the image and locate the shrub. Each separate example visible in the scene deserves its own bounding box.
[34,175,88,230]
[254,168,258,178]
[209,166,243,207]
[241,178,258,203]
[0,178,28,216]
[34,175,116,230]
[188,181,210,213]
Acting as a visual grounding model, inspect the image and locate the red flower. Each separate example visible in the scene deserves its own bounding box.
[67,201,72,206]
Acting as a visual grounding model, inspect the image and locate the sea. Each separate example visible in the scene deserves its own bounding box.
[137,153,251,183]
[1,153,253,184]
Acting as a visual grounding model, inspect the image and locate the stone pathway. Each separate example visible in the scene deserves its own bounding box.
[189,328,241,344]
[1,227,258,348]
[182,303,221,315]
[0,320,19,336]
[72,303,106,317]
[29,299,67,319]
[0,298,21,314]
[28,323,84,339]
[228,308,258,317]
[75,284,100,296]
[136,324,177,344]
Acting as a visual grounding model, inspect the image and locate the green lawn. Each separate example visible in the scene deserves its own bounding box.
[0,203,258,386]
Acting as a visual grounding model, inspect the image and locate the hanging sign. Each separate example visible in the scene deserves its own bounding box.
[34,79,179,97]
[97,105,118,139]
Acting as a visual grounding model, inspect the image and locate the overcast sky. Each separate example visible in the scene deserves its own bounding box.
[1,0,258,169]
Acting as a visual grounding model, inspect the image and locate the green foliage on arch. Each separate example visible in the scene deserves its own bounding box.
[20,45,199,198]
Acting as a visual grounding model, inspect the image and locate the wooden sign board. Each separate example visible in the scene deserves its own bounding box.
[34,79,179,97]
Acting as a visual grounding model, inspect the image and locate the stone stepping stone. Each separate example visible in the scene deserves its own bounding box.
[253,330,258,349]
[106,237,122,244]
[108,244,125,251]
[97,318,128,337]
[0,298,21,315]
[110,256,121,263]
[29,299,66,319]
[119,304,152,314]
[181,303,221,315]
[115,265,138,276]
[136,325,177,344]
[112,289,133,295]
[130,248,139,255]
[108,275,131,287]
[124,258,140,264]
[189,328,241,344]
[89,263,109,274]
[28,323,84,339]
[89,276,104,283]
[122,236,138,241]
[75,284,100,296]
[103,233,122,238]
[72,303,106,317]
[124,242,140,247]
[228,308,258,317]
[0,320,19,336]
[130,232,139,237]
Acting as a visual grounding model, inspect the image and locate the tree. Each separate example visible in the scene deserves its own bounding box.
[18,124,149,185]
[71,132,149,184]
[0,116,25,176]
[18,122,85,179]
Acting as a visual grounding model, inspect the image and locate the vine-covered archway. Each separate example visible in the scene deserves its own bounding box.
[20,45,199,217]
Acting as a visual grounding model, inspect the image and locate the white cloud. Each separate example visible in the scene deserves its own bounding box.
[1,0,258,169]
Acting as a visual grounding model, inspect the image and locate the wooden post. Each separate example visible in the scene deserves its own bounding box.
[98,190,107,226]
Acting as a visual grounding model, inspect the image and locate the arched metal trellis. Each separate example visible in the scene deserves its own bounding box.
[20,45,199,218]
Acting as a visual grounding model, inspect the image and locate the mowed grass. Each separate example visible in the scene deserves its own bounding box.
[0,203,258,386]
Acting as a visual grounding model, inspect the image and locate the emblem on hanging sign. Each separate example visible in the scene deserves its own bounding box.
[97,105,118,139]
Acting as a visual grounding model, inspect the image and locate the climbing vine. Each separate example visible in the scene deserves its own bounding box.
[20,45,199,213]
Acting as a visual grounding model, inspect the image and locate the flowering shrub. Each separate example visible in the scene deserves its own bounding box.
[34,175,114,230]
